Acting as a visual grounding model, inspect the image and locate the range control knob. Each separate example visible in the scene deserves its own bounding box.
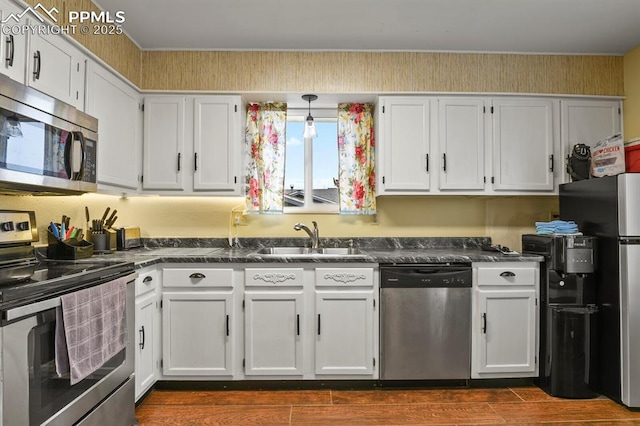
[16,221,30,231]
[1,221,15,232]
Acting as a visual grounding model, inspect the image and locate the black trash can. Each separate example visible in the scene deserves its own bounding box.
[548,305,599,398]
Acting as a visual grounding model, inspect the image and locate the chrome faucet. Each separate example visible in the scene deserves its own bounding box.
[294,221,320,249]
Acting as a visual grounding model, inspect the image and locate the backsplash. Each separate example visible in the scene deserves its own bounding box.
[0,193,557,251]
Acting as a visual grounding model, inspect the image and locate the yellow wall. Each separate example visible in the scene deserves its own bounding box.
[1,194,558,251]
[624,46,640,140]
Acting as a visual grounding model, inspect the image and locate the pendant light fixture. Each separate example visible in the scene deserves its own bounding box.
[0,115,23,138]
[301,94,318,139]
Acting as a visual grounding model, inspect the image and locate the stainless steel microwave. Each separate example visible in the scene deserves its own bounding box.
[0,73,98,194]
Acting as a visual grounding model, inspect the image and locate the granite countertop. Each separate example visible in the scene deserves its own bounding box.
[87,237,543,268]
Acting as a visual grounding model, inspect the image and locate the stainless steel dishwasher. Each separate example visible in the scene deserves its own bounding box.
[380,264,472,380]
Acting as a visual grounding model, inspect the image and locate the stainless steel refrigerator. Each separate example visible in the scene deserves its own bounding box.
[560,173,640,408]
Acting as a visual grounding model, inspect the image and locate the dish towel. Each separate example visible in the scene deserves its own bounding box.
[535,220,579,235]
[55,277,127,385]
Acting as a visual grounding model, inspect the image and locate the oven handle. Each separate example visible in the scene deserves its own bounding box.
[5,272,138,322]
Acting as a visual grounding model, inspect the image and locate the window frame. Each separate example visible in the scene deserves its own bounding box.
[284,108,339,214]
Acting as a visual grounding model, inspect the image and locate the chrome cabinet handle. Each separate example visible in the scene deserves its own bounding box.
[189,272,206,279]
[33,50,41,80]
[5,35,14,66]
[139,326,145,350]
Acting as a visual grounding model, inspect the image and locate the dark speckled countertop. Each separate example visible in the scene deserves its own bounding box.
[85,237,543,268]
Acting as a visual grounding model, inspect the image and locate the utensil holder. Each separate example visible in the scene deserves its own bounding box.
[46,229,93,260]
[90,233,110,253]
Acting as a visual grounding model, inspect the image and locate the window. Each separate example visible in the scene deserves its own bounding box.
[284,110,339,213]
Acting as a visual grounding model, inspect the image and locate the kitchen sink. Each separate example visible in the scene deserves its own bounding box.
[251,247,364,257]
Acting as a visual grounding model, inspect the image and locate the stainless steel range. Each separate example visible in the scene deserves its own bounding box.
[0,210,137,425]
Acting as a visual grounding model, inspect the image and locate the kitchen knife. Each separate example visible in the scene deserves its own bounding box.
[85,206,90,229]
[101,207,110,222]
[108,215,118,228]
[105,209,117,228]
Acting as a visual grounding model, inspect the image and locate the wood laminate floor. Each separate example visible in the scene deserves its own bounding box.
[135,386,640,425]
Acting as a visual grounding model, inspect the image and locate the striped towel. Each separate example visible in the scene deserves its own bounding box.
[55,277,127,385]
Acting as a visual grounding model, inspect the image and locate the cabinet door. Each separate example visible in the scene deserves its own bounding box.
[315,290,374,375]
[379,97,431,193]
[135,292,157,400]
[438,98,486,190]
[244,291,303,376]
[143,96,185,190]
[27,31,85,109]
[560,99,621,183]
[193,96,240,192]
[474,289,537,375]
[492,99,555,191]
[162,291,233,376]
[0,0,27,83]
[86,61,140,190]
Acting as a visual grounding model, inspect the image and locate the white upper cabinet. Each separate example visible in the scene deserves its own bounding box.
[0,0,27,83]
[193,96,240,192]
[86,61,141,191]
[377,97,432,194]
[377,95,566,195]
[143,96,186,190]
[142,95,242,194]
[560,99,622,183]
[491,98,556,191]
[27,29,86,110]
[438,98,486,191]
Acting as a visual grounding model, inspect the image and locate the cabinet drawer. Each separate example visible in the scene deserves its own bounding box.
[476,264,537,286]
[136,269,158,296]
[163,268,233,288]
[315,268,374,287]
[245,268,304,287]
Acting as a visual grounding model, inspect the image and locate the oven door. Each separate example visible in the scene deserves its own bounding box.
[1,274,135,426]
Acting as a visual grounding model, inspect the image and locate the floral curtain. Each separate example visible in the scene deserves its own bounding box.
[337,103,376,214]
[245,102,287,213]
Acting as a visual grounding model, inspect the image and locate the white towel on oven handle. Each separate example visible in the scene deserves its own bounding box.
[55,277,127,385]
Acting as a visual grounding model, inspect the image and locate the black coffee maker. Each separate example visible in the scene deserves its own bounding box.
[522,234,599,398]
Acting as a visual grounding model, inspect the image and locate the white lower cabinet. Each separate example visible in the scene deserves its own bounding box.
[314,267,376,376]
[162,267,235,377]
[471,262,539,379]
[244,290,304,375]
[153,263,379,382]
[244,267,305,376]
[134,267,161,401]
